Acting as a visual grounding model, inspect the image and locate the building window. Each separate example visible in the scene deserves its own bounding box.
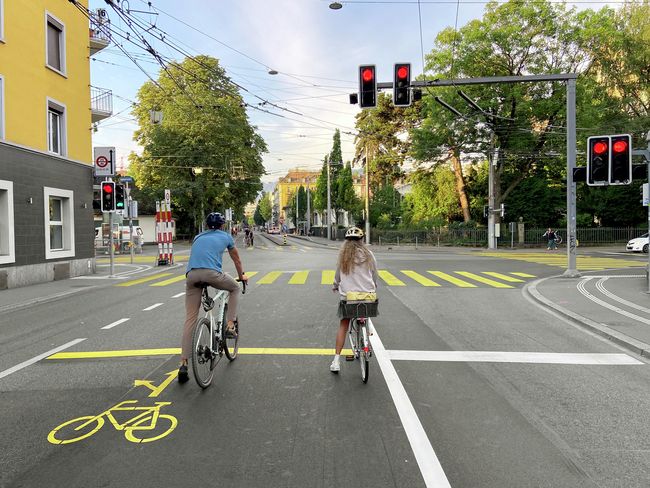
[0,180,15,264]
[47,98,66,156]
[45,13,66,75]
[44,187,75,259]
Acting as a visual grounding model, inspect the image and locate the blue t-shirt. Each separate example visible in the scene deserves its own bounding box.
[186,230,235,274]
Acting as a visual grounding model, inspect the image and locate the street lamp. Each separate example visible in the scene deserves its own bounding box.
[329,2,343,9]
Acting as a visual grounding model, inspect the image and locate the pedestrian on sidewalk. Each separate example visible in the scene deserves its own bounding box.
[543,228,557,250]
[329,226,378,374]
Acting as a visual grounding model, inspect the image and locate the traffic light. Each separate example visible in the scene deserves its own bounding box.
[115,184,126,212]
[359,65,376,109]
[587,136,609,186]
[101,181,115,212]
[393,63,411,107]
[609,134,632,185]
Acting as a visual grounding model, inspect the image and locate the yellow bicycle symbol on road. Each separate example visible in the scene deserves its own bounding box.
[47,400,178,445]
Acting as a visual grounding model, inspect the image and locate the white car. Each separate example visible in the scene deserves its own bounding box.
[626,233,649,253]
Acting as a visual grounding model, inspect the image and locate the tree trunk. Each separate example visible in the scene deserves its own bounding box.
[450,149,471,222]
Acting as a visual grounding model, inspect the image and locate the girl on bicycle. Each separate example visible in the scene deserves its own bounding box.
[330,226,378,373]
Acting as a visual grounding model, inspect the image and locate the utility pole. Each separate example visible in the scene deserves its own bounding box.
[306,187,311,235]
[326,158,331,240]
[296,189,299,234]
[365,145,370,245]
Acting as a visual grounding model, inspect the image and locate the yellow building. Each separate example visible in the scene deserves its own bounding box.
[275,169,320,221]
[0,1,112,288]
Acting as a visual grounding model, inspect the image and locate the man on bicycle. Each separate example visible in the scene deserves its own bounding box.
[178,212,248,383]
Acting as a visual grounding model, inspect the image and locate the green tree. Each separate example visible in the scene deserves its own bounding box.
[286,186,308,228]
[336,163,361,222]
[370,184,403,228]
[128,55,267,235]
[257,193,273,224]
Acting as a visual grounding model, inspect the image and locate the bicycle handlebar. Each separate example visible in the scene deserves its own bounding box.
[236,278,247,294]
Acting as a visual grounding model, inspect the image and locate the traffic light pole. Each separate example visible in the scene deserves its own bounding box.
[108,209,115,278]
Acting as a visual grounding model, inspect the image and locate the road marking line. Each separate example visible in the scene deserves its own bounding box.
[401,270,440,287]
[321,270,335,285]
[387,350,643,364]
[0,338,87,379]
[150,274,186,286]
[511,272,536,278]
[368,320,452,488]
[577,278,650,325]
[456,271,513,288]
[257,271,283,284]
[171,292,185,298]
[101,318,130,330]
[143,303,163,311]
[379,270,406,286]
[116,272,173,287]
[595,278,650,314]
[288,270,309,285]
[427,271,476,287]
[46,347,354,359]
[245,271,259,278]
[482,272,525,283]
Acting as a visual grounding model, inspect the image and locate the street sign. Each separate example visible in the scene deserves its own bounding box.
[94,147,115,177]
[120,176,134,184]
[164,189,171,205]
[130,200,138,218]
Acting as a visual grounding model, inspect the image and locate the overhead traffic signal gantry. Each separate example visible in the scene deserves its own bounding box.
[101,181,115,212]
[358,65,377,109]
[393,63,411,107]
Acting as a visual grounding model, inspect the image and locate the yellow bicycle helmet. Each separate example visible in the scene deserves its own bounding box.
[345,226,365,240]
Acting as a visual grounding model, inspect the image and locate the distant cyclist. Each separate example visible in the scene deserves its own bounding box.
[178,212,248,383]
[330,226,378,373]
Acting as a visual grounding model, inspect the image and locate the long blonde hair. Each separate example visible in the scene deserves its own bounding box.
[338,239,373,275]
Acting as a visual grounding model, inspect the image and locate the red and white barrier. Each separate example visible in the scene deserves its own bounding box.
[155,200,174,265]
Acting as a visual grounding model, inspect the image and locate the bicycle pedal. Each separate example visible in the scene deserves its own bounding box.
[345,355,355,361]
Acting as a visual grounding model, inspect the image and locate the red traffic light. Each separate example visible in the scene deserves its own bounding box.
[362,68,374,82]
[397,65,409,79]
[102,183,113,193]
[613,139,628,153]
[592,141,608,155]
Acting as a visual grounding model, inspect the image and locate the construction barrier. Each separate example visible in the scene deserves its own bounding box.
[155,200,174,265]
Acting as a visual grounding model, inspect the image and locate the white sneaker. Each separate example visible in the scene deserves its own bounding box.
[329,359,340,373]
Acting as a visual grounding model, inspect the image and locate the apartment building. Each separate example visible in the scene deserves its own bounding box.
[0,0,112,288]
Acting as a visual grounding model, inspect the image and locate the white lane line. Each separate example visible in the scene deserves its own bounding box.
[101,318,130,330]
[369,319,452,488]
[387,350,643,365]
[143,303,163,311]
[577,278,650,325]
[595,278,650,315]
[171,292,185,298]
[0,338,87,380]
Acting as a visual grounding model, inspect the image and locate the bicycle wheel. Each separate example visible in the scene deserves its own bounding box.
[359,323,369,383]
[191,317,214,388]
[223,308,239,361]
[47,415,104,445]
[124,414,178,444]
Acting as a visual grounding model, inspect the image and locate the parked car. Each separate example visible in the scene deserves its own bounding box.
[626,233,649,253]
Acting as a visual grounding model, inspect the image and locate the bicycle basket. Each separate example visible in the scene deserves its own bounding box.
[340,299,378,318]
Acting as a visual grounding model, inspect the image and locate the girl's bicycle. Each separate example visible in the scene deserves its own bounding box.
[191,280,246,389]
[344,298,377,384]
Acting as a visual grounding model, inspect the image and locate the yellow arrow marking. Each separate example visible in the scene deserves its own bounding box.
[455,271,513,288]
[288,270,309,284]
[321,270,335,285]
[257,271,283,284]
[427,271,476,288]
[400,270,440,286]
[134,370,178,397]
[482,272,525,283]
[117,273,173,287]
[47,348,353,359]
[150,274,186,287]
[378,270,406,286]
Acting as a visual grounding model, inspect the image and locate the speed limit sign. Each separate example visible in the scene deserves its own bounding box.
[94,147,115,177]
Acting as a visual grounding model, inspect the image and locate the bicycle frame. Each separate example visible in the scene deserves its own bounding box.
[201,287,229,350]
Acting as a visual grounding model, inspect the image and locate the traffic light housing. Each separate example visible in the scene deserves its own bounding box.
[115,184,126,212]
[609,134,632,185]
[393,63,411,107]
[359,65,376,109]
[101,181,115,212]
[587,136,610,186]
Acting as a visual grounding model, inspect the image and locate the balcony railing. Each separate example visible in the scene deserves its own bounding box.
[91,87,113,123]
[89,10,111,55]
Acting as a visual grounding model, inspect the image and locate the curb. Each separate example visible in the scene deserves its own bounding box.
[525,276,650,359]
[0,285,98,315]
[286,235,337,248]
[259,233,287,247]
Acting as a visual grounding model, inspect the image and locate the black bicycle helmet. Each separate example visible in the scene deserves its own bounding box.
[206,212,226,229]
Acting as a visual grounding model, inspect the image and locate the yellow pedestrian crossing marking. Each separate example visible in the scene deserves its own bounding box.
[117,272,173,287]
[288,270,309,285]
[482,272,525,283]
[455,271,513,288]
[245,271,259,278]
[150,274,186,287]
[378,270,406,286]
[257,271,283,284]
[511,272,536,278]
[474,252,644,270]
[427,271,476,287]
[400,270,440,287]
[321,270,335,284]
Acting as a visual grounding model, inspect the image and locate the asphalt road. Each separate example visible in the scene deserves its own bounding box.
[1,236,650,488]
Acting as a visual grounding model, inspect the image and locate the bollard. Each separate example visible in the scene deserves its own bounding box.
[283,234,287,245]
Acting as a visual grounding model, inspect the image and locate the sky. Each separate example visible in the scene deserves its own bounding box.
[86,0,611,185]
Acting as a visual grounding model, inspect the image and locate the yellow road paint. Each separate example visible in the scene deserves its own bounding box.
[117,273,173,287]
[379,270,406,286]
[257,271,283,284]
[97,256,188,264]
[288,270,309,285]
[455,271,513,288]
[473,252,644,270]
[321,270,335,284]
[134,370,177,397]
[245,271,258,278]
[511,272,536,278]
[427,271,476,288]
[47,347,352,359]
[150,274,186,287]
[400,270,440,287]
[482,272,525,283]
